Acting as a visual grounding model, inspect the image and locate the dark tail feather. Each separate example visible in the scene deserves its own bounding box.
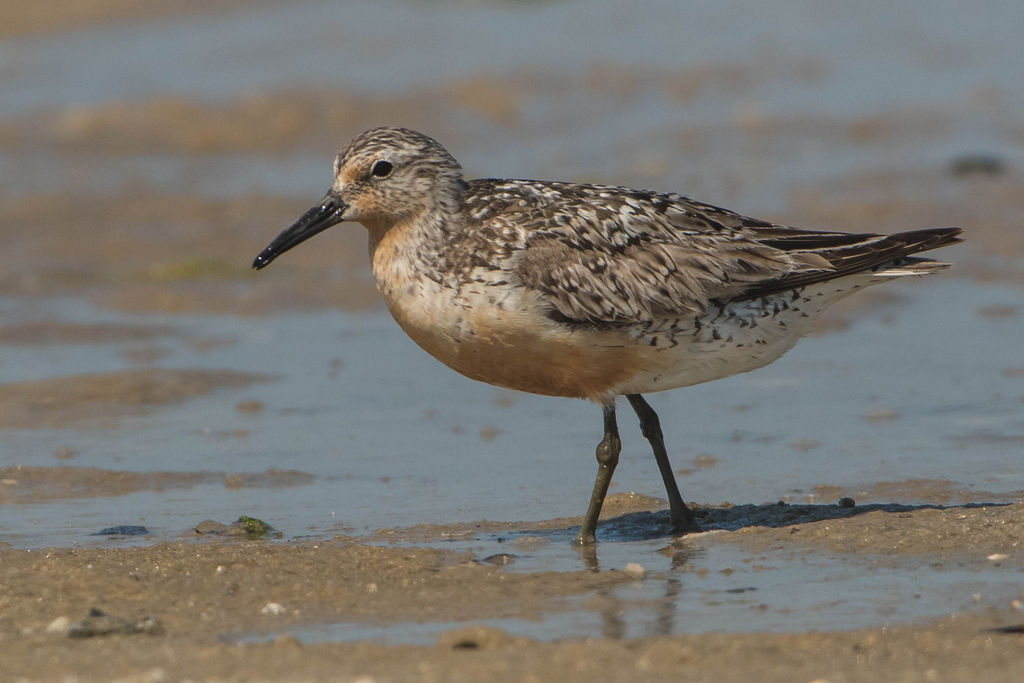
[744,227,963,299]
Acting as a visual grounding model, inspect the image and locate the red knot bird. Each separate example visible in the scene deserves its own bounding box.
[253,126,962,544]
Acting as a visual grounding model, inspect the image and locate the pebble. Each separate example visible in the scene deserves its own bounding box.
[624,562,646,578]
[46,616,70,635]
[437,625,510,650]
[261,602,285,615]
[481,553,516,566]
[948,153,1005,176]
[92,525,150,536]
[67,608,163,638]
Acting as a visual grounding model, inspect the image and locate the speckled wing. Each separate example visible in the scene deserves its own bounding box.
[482,183,831,323]
[464,180,960,325]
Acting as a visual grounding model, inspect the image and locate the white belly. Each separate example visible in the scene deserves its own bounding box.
[612,276,876,395]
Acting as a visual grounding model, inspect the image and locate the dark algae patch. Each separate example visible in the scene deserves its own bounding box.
[234,515,278,539]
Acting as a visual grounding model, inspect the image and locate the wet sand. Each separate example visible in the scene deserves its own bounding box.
[0,465,313,504]
[4,1,1024,679]
[0,369,271,429]
[2,502,1024,681]
[0,0,273,39]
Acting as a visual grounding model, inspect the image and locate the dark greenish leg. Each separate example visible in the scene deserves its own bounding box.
[574,402,621,545]
[626,394,699,533]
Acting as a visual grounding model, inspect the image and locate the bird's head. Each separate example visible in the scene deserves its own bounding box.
[253,127,464,270]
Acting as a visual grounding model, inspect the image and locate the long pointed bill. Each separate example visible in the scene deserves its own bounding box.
[252,196,348,270]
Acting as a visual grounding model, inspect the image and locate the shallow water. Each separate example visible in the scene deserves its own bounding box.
[249,540,1015,643]
[5,0,1024,116]
[0,277,1021,548]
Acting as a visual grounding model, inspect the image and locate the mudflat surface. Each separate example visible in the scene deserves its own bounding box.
[3,502,1024,682]
[3,1,1024,680]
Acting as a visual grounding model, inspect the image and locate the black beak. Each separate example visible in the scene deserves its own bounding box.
[252,195,348,270]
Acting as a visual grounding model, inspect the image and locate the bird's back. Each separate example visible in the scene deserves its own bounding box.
[456,179,960,325]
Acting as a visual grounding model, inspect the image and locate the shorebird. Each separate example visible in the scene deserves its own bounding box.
[253,127,961,544]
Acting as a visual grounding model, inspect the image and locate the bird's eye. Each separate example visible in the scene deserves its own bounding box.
[370,160,393,178]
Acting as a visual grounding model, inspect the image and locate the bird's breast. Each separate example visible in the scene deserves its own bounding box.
[369,232,651,401]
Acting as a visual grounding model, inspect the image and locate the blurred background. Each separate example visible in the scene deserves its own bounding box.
[2,0,1023,550]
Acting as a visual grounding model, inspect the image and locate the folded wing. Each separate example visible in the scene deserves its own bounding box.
[510,188,961,324]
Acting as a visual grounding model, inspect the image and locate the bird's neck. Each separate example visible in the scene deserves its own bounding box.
[367,207,459,285]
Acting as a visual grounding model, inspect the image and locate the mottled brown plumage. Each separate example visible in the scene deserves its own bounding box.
[253,127,962,544]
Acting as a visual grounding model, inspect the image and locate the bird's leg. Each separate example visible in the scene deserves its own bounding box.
[574,402,621,545]
[626,394,699,533]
